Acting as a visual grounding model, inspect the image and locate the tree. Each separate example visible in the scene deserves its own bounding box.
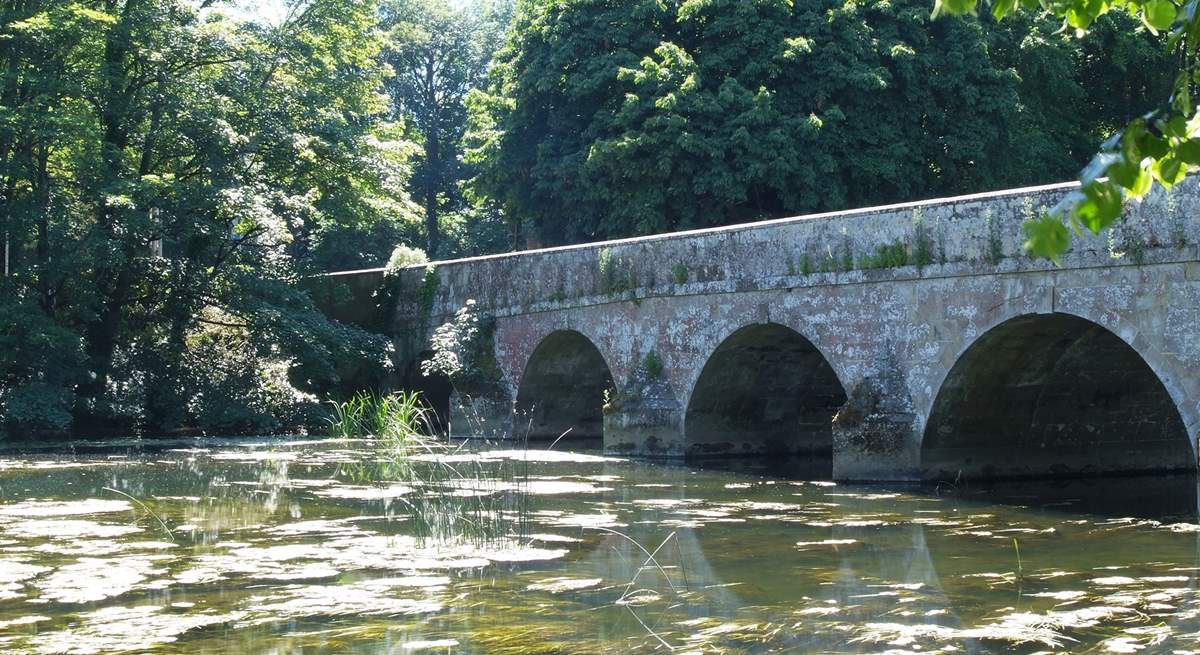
[935,0,1198,260]
[380,0,512,258]
[466,0,1171,247]
[0,0,410,437]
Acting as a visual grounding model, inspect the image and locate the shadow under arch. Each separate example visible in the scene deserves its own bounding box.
[402,350,452,435]
[684,323,847,470]
[514,330,615,442]
[922,312,1194,481]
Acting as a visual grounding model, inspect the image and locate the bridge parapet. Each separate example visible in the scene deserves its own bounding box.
[398,181,1197,326]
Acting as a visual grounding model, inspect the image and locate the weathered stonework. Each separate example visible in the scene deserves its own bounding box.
[448,387,512,442]
[336,179,1200,481]
[603,368,684,457]
[831,352,920,480]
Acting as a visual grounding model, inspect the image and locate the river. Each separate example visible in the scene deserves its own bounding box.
[0,437,1198,653]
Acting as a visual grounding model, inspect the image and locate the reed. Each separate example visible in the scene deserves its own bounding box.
[326,390,436,449]
[331,390,531,547]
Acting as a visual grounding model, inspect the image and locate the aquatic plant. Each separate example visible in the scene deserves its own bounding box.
[330,390,534,547]
[394,450,532,547]
[102,487,174,542]
[326,390,436,447]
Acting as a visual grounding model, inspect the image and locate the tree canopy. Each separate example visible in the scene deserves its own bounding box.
[380,0,513,258]
[936,0,1200,260]
[0,0,407,436]
[466,0,1171,246]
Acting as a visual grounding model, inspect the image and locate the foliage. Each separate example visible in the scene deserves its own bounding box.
[643,351,664,379]
[380,0,514,257]
[984,210,1005,264]
[439,202,514,258]
[467,0,1171,246]
[0,292,87,435]
[0,0,402,438]
[422,299,498,389]
[936,0,1196,259]
[913,210,937,269]
[385,244,430,273]
[598,248,638,295]
[327,390,436,443]
[670,261,689,284]
[859,242,911,269]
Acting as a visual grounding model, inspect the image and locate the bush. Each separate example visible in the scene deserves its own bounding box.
[385,244,429,273]
[0,293,86,437]
[181,313,322,434]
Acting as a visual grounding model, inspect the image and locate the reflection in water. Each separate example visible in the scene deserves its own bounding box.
[929,472,1200,521]
[0,438,1197,653]
[690,451,834,481]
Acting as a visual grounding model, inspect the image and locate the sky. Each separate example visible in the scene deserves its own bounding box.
[222,0,291,26]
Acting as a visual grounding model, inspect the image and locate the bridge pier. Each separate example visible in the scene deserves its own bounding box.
[448,385,513,441]
[603,371,684,457]
[831,355,921,481]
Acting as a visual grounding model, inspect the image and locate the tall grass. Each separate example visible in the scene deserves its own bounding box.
[327,391,435,447]
[396,450,531,547]
[329,390,530,547]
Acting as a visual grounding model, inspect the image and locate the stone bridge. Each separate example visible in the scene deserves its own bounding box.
[320,180,1200,482]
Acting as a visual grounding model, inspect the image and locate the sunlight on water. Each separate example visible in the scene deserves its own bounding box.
[0,437,1197,653]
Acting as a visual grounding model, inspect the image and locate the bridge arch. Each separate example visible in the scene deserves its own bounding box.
[514,329,615,442]
[922,311,1194,481]
[684,323,847,464]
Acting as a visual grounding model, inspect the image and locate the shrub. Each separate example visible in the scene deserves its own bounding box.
[385,244,429,273]
[671,261,689,284]
[644,351,664,379]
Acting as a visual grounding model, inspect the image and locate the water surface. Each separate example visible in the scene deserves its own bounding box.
[0,437,1198,653]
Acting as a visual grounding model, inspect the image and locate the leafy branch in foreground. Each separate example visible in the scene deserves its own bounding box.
[936,0,1200,261]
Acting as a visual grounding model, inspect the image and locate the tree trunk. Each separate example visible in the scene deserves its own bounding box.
[424,124,441,257]
[78,0,143,414]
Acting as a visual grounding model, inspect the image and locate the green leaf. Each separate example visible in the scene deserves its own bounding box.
[1072,181,1124,234]
[1154,154,1187,185]
[1023,214,1071,263]
[932,0,978,16]
[991,0,1017,19]
[1066,7,1095,28]
[1122,120,1148,161]
[1130,165,1153,197]
[1162,115,1189,139]
[1144,0,1177,30]
[1137,132,1170,159]
[1175,71,1193,116]
[1177,139,1200,164]
[1107,158,1151,197]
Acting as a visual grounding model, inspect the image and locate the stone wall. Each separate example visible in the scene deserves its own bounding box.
[361,179,1200,481]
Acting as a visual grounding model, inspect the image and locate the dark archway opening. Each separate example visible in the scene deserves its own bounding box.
[402,350,452,435]
[514,331,614,442]
[923,313,1193,481]
[684,323,847,473]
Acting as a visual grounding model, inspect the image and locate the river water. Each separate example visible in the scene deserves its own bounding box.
[1,437,1199,653]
